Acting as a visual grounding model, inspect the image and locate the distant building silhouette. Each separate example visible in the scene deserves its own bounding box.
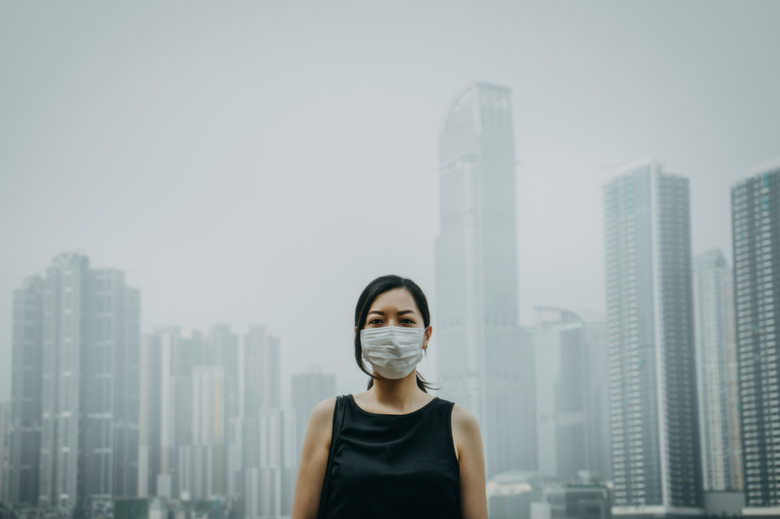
[291,365,336,459]
[139,324,292,516]
[435,82,536,477]
[138,326,205,499]
[3,253,140,511]
[240,326,296,519]
[692,249,743,492]
[731,157,780,514]
[603,160,703,517]
[2,276,43,506]
[534,307,611,482]
[0,401,10,501]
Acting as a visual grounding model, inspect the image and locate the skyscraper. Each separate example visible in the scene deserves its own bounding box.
[291,365,336,458]
[0,401,11,502]
[603,159,702,516]
[692,250,742,492]
[139,324,288,513]
[139,326,236,501]
[3,276,44,506]
[534,307,610,482]
[435,82,536,477]
[138,326,191,499]
[191,365,227,499]
[5,253,140,511]
[731,157,780,513]
[240,326,296,518]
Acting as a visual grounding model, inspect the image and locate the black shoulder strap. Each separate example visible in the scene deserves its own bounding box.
[317,395,346,519]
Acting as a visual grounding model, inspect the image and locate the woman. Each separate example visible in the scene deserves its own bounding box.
[291,275,487,519]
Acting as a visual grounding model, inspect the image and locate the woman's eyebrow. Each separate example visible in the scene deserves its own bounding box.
[367,309,417,315]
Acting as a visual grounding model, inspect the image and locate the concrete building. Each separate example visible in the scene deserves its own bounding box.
[291,365,336,457]
[138,326,192,499]
[487,471,544,519]
[692,250,743,492]
[206,326,241,497]
[139,325,287,514]
[5,253,140,511]
[190,366,227,500]
[543,478,611,519]
[3,276,44,506]
[534,308,610,482]
[0,401,10,502]
[435,82,536,477]
[240,326,295,518]
[603,160,703,517]
[731,157,780,514]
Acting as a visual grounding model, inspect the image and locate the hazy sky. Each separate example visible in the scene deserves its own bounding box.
[2,1,779,403]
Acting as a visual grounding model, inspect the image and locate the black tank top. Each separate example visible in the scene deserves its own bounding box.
[326,394,461,519]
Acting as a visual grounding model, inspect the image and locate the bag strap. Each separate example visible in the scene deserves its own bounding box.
[317,395,345,519]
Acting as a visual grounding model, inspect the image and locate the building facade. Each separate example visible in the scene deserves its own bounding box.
[534,308,611,482]
[4,253,140,511]
[0,401,10,502]
[692,250,743,492]
[139,324,290,516]
[435,82,536,477]
[603,160,702,516]
[3,276,44,506]
[291,365,336,459]
[731,157,780,513]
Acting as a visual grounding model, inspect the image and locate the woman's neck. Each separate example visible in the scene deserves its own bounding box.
[367,370,431,413]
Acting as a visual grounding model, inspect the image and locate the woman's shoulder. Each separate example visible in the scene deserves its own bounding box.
[450,404,480,434]
[308,397,337,429]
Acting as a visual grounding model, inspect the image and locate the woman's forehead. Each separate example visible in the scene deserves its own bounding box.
[369,288,418,311]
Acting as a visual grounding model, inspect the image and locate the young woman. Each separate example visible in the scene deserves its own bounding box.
[291,275,488,519]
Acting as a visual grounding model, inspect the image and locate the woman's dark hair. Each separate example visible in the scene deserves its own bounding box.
[354,274,435,392]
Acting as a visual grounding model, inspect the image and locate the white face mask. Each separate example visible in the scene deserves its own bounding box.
[360,326,425,379]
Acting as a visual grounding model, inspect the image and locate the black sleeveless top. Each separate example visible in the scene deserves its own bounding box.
[326,394,461,519]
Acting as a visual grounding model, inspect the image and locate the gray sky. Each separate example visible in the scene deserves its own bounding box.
[2,1,779,402]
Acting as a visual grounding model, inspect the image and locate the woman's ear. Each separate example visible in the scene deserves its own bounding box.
[422,325,433,350]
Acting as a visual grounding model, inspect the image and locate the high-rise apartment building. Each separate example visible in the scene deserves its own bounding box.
[692,250,742,492]
[603,160,702,517]
[140,326,195,499]
[435,82,536,477]
[244,326,280,411]
[4,253,140,511]
[534,308,610,482]
[731,157,780,513]
[139,324,289,514]
[190,365,227,499]
[242,409,296,519]
[139,326,234,501]
[240,326,296,518]
[291,365,336,457]
[3,276,44,506]
[0,401,11,502]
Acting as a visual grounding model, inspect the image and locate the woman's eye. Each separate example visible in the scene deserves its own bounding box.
[368,318,383,325]
[401,318,414,324]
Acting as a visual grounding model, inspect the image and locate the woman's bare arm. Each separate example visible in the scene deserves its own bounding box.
[452,404,488,519]
[291,398,336,519]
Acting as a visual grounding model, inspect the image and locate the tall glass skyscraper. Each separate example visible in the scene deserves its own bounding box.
[731,157,780,513]
[603,160,702,517]
[692,249,743,492]
[435,82,536,477]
